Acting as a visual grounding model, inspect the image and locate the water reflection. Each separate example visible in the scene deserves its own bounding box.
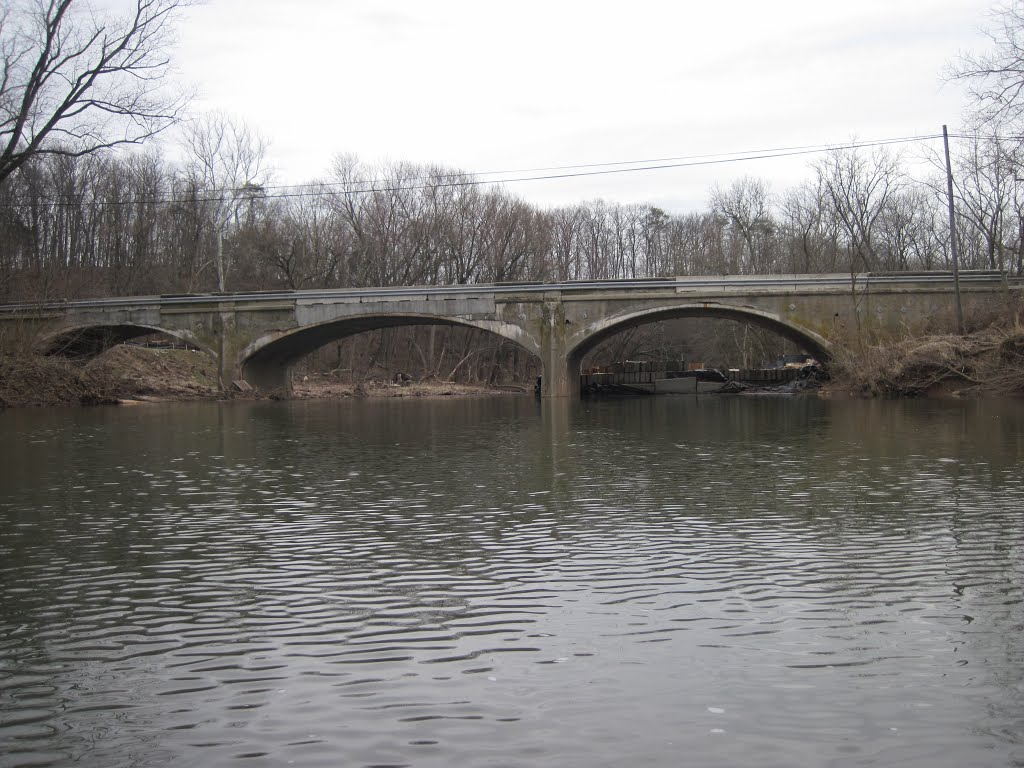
[0,396,1022,767]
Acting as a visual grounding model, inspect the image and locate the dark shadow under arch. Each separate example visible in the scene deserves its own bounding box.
[566,304,833,375]
[42,323,211,360]
[241,314,540,391]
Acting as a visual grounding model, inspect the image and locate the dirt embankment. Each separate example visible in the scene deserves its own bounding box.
[826,325,1024,398]
[0,345,221,408]
[0,346,522,408]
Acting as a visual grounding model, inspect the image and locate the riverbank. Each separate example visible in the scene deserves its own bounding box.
[3,325,1023,408]
[0,346,522,408]
[291,374,527,400]
[825,324,1024,398]
[0,345,222,408]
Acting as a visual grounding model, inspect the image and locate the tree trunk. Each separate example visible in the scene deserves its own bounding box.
[215,228,225,292]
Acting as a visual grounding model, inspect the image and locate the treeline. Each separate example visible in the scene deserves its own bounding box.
[2,136,1023,306]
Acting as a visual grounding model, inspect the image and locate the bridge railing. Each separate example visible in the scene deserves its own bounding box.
[0,270,1012,314]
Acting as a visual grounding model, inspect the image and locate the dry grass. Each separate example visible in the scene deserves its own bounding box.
[830,323,1024,398]
[87,345,220,399]
[0,354,106,407]
[0,346,221,408]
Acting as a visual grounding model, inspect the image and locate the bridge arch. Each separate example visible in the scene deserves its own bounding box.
[239,313,540,391]
[564,303,833,383]
[41,323,214,359]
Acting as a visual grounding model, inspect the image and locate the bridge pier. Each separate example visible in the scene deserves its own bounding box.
[539,297,578,398]
[540,347,577,398]
[242,356,292,395]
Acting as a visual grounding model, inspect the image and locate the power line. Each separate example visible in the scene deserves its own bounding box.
[257,133,950,192]
[0,132,957,209]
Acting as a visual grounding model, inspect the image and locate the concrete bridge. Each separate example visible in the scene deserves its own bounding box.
[0,272,1014,397]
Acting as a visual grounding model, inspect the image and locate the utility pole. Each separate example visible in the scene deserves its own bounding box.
[942,125,965,335]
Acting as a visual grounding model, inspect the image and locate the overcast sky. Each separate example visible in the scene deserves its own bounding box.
[171,0,995,212]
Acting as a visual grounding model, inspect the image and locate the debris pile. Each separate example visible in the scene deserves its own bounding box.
[0,345,220,407]
[830,325,1024,398]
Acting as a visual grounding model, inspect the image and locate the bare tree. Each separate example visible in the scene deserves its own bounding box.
[778,178,845,273]
[0,0,189,186]
[814,145,904,273]
[580,201,614,280]
[667,211,726,275]
[950,2,1024,127]
[642,206,670,276]
[546,205,583,281]
[710,176,775,274]
[1011,182,1024,275]
[329,156,448,288]
[925,131,1018,271]
[182,111,269,291]
[878,187,938,271]
[270,184,348,289]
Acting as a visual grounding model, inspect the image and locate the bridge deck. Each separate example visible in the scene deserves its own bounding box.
[0,271,1011,313]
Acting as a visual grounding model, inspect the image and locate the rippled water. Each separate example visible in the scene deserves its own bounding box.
[1,396,1023,767]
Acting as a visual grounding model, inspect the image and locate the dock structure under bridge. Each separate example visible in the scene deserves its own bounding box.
[1,271,1017,398]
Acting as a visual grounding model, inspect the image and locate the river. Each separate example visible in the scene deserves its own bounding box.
[1,395,1022,767]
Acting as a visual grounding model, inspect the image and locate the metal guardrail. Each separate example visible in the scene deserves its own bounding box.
[0,271,1011,314]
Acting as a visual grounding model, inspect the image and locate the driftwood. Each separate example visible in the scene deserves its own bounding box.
[833,325,1024,397]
